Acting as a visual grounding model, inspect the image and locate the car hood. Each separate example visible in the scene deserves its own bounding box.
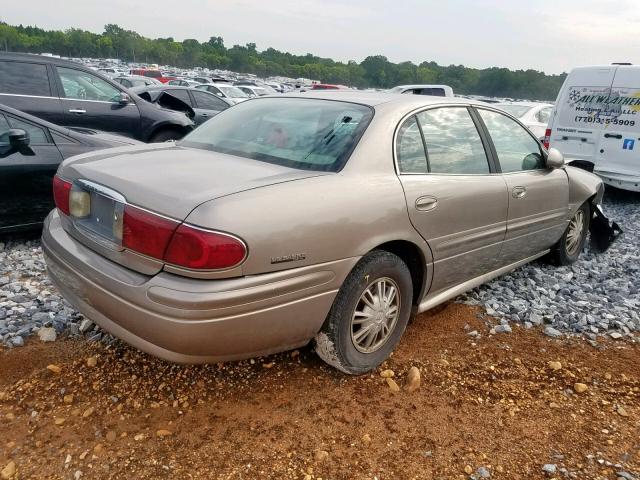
[59,143,328,220]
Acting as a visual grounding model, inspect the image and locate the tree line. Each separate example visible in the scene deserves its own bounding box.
[0,22,565,100]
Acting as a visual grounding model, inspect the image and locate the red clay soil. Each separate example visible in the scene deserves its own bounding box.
[0,303,638,479]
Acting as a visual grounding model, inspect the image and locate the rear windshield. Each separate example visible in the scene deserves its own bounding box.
[180,98,373,172]
[496,104,531,118]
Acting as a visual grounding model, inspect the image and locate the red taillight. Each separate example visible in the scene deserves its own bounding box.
[164,224,247,270]
[122,205,179,260]
[543,128,552,149]
[53,175,72,216]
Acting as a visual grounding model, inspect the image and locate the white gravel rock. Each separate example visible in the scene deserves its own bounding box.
[459,190,639,340]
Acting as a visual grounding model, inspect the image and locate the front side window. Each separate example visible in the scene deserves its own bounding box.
[416,107,490,174]
[0,61,51,96]
[181,98,373,172]
[478,109,545,173]
[57,67,121,102]
[396,116,428,173]
[7,116,50,144]
[0,114,10,145]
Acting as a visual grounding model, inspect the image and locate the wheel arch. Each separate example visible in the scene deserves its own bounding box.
[371,240,429,306]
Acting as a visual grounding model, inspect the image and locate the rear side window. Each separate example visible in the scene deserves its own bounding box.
[0,61,51,96]
[396,116,428,173]
[478,109,545,173]
[192,91,229,110]
[416,107,490,174]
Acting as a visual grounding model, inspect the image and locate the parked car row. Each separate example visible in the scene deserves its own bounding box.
[0,53,195,142]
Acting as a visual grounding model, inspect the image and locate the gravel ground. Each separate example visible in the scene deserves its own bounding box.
[459,188,640,341]
[0,188,638,349]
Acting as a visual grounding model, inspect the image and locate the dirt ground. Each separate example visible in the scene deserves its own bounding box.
[0,303,638,480]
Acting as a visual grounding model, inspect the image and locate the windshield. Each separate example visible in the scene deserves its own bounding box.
[219,85,250,98]
[496,104,532,118]
[180,98,373,172]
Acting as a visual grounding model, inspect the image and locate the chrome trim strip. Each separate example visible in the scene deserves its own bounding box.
[0,93,57,99]
[76,179,127,203]
[418,250,548,313]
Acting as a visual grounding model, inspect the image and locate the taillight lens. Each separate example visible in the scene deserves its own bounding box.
[543,128,552,149]
[121,204,247,270]
[53,175,72,216]
[164,224,247,270]
[122,205,179,259]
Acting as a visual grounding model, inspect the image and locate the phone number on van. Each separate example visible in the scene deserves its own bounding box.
[574,116,636,127]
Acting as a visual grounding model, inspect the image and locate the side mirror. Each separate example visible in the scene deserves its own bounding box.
[8,129,30,148]
[546,147,564,169]
[116,92,131,105]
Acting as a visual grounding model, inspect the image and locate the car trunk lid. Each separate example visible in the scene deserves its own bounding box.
[58,143,327,275]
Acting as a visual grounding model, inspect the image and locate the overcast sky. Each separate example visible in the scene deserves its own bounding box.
[2,0,640,74]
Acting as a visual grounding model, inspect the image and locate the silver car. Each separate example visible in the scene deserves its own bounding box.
[42,92,603,374]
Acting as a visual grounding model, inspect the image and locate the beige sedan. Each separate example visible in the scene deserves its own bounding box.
[43,92,603,374]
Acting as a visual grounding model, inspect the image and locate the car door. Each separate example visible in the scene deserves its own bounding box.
[55,66,142,138]
[396,106,509,295]
[0,113,63,231]
[190,90,230,125]
[475,108,569,264]
[0,60,65,125]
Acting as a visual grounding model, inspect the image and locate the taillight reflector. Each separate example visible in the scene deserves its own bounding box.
[164,224,247,270]
[122,205,179,260]
[53,175,72,216]
[543,128,552,149]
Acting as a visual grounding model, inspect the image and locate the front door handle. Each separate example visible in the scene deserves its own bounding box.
[512,186,527,199]
[415,196,438,211]
[604,133,622,139]
[68,109,86,114]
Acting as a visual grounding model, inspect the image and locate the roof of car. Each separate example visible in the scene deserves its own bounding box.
[281,90,477,108]
[496,101,554,108]
[0,52,87,68]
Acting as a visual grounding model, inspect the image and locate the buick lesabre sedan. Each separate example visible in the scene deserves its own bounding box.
[42,92,603,374]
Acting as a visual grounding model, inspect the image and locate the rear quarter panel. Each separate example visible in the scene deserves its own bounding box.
[184,172,432,277]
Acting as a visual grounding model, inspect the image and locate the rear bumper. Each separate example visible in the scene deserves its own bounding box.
[595,170,640,192]
[42,211,358,363]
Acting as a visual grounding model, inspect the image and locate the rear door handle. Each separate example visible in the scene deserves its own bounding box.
[512,186,527,199]
[604,133,622,139]
[415,196,438,211]
[68,109,86,114]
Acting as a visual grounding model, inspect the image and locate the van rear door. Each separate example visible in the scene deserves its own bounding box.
[550,66,617,163]
[593,66,640,189]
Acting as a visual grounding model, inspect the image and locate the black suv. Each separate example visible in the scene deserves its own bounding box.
[0,53,194,142]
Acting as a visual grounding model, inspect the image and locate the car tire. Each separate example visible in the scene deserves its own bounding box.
[149,128,184,143]
[314,250,413,375]
[548,202,590,266]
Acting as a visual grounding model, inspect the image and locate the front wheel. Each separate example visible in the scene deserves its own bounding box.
[548,202,590,266]
[314,250,413,375]
[149,128,185,143]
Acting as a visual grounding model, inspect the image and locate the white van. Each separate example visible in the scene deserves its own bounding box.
[546,64,640,192]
